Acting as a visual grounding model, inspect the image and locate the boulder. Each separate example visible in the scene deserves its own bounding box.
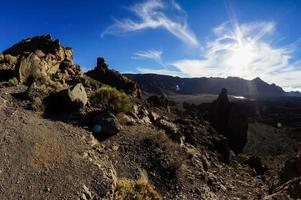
[44,83,87,113]
[68,83,88,107]
[86,57,141,98]
[92,112,121,138]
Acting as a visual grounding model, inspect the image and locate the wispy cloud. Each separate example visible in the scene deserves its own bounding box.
[102,0,199,47]
[132,50,163,64]
[139,20,301,91]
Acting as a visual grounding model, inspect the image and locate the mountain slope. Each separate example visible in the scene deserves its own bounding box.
[126,74,286,98]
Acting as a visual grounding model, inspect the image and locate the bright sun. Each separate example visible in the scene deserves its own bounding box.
[223,27,258,78]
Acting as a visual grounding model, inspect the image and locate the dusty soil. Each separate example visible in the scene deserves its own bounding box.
[0,83,269,199]
[0,84,114,199]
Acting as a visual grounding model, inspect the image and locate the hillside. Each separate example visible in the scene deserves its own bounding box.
[0,35,300,200]
[126,74,287,98]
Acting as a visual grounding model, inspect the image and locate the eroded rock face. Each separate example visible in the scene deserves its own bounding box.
[86,57,141,98]
[209,88,231,135]
[2,35,82,84]
[18,53,59,83]
[0,35,88,113]
[208,88,248,153]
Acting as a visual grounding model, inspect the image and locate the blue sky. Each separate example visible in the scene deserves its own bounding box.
[1,0,301,91]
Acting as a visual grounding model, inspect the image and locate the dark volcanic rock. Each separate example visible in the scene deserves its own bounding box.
[3,35,61,56]
[92,111,121,140]
[44,83,87,113]
[208,88,248,153]
[227,103,248,153]
[86,57,141,98]
[209,88,231,135]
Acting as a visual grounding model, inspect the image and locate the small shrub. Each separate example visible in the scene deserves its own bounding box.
[8,77,19,86]
[113,170,163,200]
[90,85,133,113]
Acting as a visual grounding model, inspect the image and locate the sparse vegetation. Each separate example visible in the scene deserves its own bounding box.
[113,170,163,200]
[8,77,18,86]
[90,85,133,113]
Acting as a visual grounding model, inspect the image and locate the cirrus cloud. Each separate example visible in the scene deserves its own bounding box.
[132,50,163,64]
[101,0,199,47]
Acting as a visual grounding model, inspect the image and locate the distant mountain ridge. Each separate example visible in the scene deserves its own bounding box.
[125,73,288,98]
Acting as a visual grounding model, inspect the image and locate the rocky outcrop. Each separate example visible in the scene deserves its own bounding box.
[86,57,141,98]
[2,35,82,84]
[0,35,88,113]
[209,88,231,135]
[18,53,59,83]
[208,88,248,153]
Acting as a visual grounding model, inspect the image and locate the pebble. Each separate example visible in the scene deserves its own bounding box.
[44,187,51,192]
